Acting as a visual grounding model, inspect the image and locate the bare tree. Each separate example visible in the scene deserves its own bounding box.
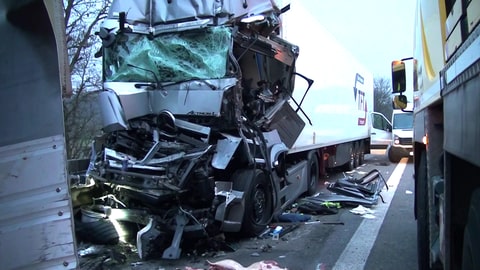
[63,0,111,159]
[374,77,393,120]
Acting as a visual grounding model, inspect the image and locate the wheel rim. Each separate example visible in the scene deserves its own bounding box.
[252,185,267,223]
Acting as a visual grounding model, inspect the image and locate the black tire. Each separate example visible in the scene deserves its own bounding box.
[358,142,365,166]
[416,152,430,270]
[232,169,273,236]
[306,151,319,196]
[388,146,402,163]
[344,144,355,171]
[462,189,480,270]
[353,143,360,168]
[75,218,119,245]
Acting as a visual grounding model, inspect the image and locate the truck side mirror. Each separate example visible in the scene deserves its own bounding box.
[393,95,408,109]
[391,60,406,94]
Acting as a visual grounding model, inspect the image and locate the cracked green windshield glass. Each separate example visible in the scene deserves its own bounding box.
[104,26,231,83]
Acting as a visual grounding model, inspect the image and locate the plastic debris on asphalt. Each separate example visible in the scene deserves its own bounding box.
[277,213,311,222]
[206,259,288,270]
[349,205,375,215]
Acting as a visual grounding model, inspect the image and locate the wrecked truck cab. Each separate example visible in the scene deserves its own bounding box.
[78,0,309,260]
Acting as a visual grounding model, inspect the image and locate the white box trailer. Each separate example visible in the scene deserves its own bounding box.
[282,1,374,169]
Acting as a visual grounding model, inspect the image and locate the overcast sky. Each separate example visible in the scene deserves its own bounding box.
[285,0,417,79]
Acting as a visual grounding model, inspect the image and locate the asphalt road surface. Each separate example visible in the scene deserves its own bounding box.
[79,150,417,270]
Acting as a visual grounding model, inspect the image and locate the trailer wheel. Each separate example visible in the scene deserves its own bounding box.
[345,144,355,171]
[462,189,480,270]
[306,151,319,196]
[232,169,273,236]
[358,142,365,166]
[416,152,431,270]
[353,143,361,168]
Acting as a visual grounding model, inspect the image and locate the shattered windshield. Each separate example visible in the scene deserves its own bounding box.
[104,26,231,83]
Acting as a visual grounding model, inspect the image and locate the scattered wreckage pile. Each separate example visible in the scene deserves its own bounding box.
[71,164,387,269]
[298,169,388,211]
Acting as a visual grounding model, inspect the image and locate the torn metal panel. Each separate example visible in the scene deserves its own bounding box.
[98,90,129,132]
[316,170,388,206]
[212,134,242,169]
[0,136,77,269]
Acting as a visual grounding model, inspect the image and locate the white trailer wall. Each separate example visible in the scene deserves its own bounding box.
[279,1,374,153]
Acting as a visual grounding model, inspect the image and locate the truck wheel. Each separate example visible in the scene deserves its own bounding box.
[345,145,355,171]
[388,146,402,163]
[416,152,430,270]
[232,169,273,236]
[462,189,480,270]
[306,151,319,196]
[358,142,365,165]
[353,143,361,168]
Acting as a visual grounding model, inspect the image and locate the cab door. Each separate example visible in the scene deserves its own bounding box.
[370,112,392,149]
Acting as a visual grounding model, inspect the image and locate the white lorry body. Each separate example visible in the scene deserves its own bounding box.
[282,2,373,165]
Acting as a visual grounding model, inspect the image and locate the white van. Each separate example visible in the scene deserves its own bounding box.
[387,110,413,162]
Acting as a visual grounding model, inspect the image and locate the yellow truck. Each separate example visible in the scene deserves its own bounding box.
[391,0,480,269]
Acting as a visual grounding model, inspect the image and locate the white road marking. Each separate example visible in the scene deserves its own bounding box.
[331,158,408,270]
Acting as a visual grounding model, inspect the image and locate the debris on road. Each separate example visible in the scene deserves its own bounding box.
[296,199,341,215]
[349,205,375,215]
[277,213,311,222]
[349,205,377,219]
[258,223,301,240]
[206,259,288,270]
[300,169,388,207]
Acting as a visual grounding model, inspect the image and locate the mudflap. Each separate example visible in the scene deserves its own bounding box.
[137,212,188,260]
[214,181,245,232]
[137,218,164,260]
